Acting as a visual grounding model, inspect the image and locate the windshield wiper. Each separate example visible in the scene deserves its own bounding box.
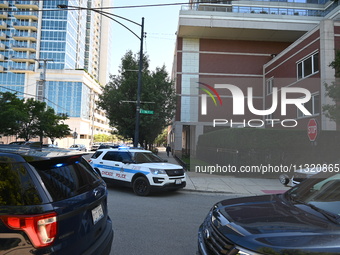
[305,203,340,224]
[290,195,340,224]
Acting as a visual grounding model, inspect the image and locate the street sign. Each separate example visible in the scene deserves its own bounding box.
[140,109,154,114]
[307,118,318,142]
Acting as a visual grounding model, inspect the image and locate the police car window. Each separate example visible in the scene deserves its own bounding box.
[133,152,164,163]
[0,162,42,206]
[119,152,131,162]
[103,151,118,161]
[91,151,103,159]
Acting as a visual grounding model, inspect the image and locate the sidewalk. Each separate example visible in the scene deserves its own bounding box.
[157,147,290,196]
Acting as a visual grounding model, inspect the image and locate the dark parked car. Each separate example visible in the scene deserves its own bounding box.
[0,145,113,255]
[97,144,119,150]
[198,171,340,255]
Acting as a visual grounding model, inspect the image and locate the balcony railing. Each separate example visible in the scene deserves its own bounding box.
[8,64,35,73]
[12,32,37,41]
[15,1,39,10]
[13,21,38,31]
[0,21,7,29]
[14,11,39,20]
[0,32,6,40]
[0,1,9,8]
[11,42,37,52]
[0,11,8,19]
[10,53,36,63]
[182,0,338,17]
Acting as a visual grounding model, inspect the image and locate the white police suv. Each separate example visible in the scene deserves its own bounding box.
[89,148,186,196]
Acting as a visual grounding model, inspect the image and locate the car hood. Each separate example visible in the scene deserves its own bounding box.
[212,195,340,254]
[137,162,182,170]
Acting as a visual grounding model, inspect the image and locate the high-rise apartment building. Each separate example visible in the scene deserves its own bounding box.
[171,0,340,156]
[0,0,113,147]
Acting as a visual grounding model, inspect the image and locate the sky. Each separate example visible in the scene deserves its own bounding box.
[109,1,185,76]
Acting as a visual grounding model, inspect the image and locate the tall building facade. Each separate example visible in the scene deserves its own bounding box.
[0,0,113,147]
[172,0,340,156]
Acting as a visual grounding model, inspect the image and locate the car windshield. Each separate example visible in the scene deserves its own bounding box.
[287,172,340,219]
[132,152,164,163]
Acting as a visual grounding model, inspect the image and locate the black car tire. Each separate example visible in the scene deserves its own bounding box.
[279,174,290,185]
[133,176,150,196]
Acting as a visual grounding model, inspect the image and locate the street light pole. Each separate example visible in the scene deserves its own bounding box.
[134,17,144,148]
[34,58,53,102]
[57,4,144,148]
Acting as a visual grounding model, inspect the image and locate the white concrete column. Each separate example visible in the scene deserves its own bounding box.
[320,19,336,130]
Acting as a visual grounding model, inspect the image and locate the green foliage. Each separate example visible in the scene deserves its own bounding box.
[93,133,120,143]
[98,50,176,146]
[0,92,71,142]
[154,128,168,146]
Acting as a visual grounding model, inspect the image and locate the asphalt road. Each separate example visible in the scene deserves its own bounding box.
[107,185,239,255]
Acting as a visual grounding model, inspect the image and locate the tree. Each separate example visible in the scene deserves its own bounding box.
[99,50,176,148]
[39,110,71,144]
[0,92,26,137]
[323,50,340,123]
[18,98,46,141]
[0,92,71,142]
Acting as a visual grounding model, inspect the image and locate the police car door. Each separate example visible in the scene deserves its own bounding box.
[100,151,125,181]
[118,151,135,183]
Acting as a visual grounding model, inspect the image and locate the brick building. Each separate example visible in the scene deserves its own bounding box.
[171,0,340,157]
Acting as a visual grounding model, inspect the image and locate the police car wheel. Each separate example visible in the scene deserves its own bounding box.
[133,177,151,196]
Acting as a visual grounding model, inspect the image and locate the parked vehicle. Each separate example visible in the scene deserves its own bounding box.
[69,144,87,151]
[97,143,119,150]
[89,147,186,196]
[91,143,101,151]
[0,145,113,255]
[43,143,58,148]
[198,171,340,255]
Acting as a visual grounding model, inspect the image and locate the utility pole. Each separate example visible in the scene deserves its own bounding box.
[35,59,53,102]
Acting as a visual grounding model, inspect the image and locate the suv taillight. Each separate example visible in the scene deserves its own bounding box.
[1,212,57,248]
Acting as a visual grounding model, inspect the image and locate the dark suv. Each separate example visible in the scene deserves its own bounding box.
[0,145,113,254]
[198,170,340,255]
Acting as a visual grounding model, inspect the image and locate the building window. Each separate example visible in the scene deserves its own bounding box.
[297,52,319,80]
[266,78,273,95]
[297,93,320,118]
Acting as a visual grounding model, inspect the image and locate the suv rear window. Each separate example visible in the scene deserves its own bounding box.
[30,157,101,202]
[0,162,42,206]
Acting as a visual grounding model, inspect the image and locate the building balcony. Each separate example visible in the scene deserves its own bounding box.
[0,21,7,29]
[0,65,4,72]
[0,32,6,40]
[8,65,35,73]
[10,54,36,63]
[11,43,36,52]
[0,1,9,8]
[14,1,39,10]
[0,11,8,19]
[0,54,5,61]
[12,32,37,41]
[13,21,38,31]
[0,43,5,50]
[14,11,39,20]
